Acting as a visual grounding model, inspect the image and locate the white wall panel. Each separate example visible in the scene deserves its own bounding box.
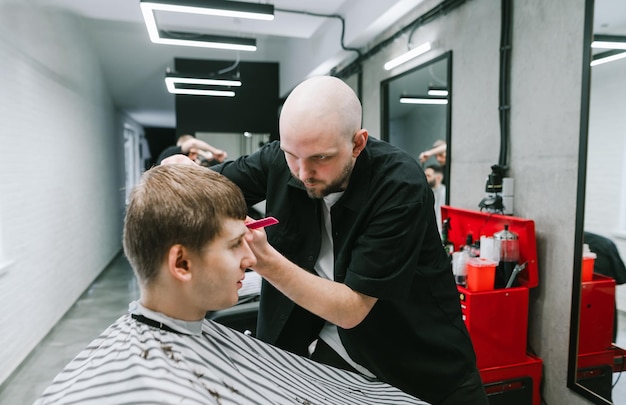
[0,4,125,384]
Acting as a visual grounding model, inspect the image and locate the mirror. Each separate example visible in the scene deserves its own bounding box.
[381,51,452,219]
[569,0,626,403]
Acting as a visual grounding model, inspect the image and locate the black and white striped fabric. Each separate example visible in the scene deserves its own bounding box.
[35,314,428,404]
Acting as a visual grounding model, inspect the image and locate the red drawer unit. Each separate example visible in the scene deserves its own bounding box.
[442,206,542,404]
[441,206,538,288]
[578,273,616,355]
[577,349,615,370]
[442,206,539,365]
[480,354,543,405]
[459,285,529,369]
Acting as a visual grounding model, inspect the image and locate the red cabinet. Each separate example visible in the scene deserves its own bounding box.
[442,206,541,405]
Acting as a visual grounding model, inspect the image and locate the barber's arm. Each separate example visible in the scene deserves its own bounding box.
[181,139,228,162]
[246,228,377,329]
[418,143,446,163]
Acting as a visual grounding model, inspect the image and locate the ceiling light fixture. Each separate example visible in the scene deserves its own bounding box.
[165,73,241,96]
[158,30,256,51]
[384,42,432,71]
[590,49,626,67]
[140,0,274,21]
[399,96,448,105]
[140,0,271,51]
[591,34,626,50]
[427,87,449,97]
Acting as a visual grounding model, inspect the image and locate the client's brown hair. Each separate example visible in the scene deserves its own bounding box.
[123,164,247,285]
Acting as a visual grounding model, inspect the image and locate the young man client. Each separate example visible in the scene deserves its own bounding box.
[35,164,426,405]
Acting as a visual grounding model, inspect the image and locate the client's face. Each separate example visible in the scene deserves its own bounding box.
[191,218,256,311]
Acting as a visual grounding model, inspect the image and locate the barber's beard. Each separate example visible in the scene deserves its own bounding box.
[297,161,354,199]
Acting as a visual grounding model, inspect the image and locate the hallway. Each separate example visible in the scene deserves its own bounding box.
[0,252,625,404]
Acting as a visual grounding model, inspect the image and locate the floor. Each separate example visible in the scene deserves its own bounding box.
[0,252,140,405]
[0,253,625,405]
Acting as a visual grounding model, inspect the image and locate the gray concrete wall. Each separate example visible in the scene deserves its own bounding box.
[353,0,588,403]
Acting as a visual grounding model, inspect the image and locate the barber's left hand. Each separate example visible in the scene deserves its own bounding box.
[244,218,278,276]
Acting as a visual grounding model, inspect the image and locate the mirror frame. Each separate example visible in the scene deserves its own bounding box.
[567,0,613,403]
[380,51,453,206]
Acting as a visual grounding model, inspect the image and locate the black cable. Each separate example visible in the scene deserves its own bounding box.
[498,0,512,169]
[334,0,470,79]
[217,56,240,75]
[275,8,362,58]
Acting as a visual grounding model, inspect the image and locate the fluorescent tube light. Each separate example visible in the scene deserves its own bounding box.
[384,42,432,70]
[591,34,626,50]
[165,76,240,96]
[140,0,268,50]
[140,0,274,21]
[148,29,256,51]
[591,50,626,66]
[428,88,449,97]
[399,96,448,105]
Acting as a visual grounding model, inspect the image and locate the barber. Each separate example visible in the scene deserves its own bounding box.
[164,76,487,404]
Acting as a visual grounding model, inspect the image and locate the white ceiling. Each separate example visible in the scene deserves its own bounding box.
[21,0,626,129]
[27,0,423,128]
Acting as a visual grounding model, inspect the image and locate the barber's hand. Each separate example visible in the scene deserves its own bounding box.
[244,218,278,276]
[160,154,198,166]
[418,151,429,163]
[211,149,227,162]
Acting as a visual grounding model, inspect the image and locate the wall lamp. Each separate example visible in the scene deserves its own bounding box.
[399,95,448,105]
[140,0,272,51]
[165,72,241,96]
[384,42,432,70]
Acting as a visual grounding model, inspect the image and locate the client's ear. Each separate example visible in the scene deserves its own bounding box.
[167,244,192,282]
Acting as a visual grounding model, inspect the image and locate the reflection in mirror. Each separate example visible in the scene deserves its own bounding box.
[570,0,626,403]
[381,52,452,233]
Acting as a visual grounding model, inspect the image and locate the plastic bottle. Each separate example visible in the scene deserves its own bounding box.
[452,251,467,287]
[441,218,454,256]
[464,234,479,258]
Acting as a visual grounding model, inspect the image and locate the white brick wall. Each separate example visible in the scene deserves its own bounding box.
[0,4,126,384]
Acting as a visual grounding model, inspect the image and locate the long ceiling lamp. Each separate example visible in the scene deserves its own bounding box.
[399,95,448,105]
[427,87,448,97]
[591,49,626,67]
[384,41,432,71]
[140,0,274,21]
[158,30,257,51]
[591,34,626,50]
[590,35,626,67]
[140,0,273,51]
[165,72,241,96]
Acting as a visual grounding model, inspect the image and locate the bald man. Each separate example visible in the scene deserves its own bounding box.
[171,76,486,404]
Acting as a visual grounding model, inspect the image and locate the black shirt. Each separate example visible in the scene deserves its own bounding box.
[213,138,477,403]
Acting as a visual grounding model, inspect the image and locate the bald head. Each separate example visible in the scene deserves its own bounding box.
[280,76,362,142]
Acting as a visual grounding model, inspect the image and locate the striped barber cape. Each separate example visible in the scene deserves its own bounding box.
[34,313,428,405]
